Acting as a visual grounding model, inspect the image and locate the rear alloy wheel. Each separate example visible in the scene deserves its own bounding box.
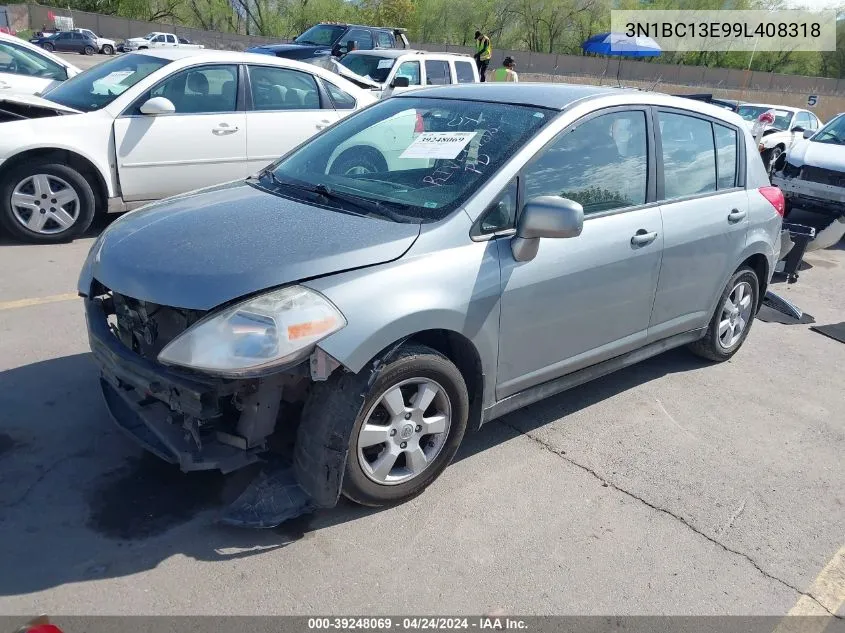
[102,44,114,55]
[0,162,96,243]
[83,45,95,56]
[688,267,759,362]
[41,42,54,52]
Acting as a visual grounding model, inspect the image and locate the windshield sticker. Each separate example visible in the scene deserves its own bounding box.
[377,59,394,69]
[424,201,438,208]
[98,70,134,85]
[400,131,478,160]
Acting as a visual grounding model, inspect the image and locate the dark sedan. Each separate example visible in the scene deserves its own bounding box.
[30,31,97,55]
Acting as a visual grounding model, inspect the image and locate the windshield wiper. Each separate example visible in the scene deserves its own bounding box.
[257,173,407,222]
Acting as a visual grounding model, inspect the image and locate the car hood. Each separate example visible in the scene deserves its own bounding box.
[787,139,845,170]
[330,59,383,89]
[125,37,150,43]
[81,181,422,311]
[0,93,81,121]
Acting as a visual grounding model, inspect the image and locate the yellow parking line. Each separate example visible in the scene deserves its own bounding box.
[772,545,845,633]
[0,292,79,311]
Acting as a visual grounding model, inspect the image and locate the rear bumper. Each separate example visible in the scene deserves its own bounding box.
[85,297,269,472]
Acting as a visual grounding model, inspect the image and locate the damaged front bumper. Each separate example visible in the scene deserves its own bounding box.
[772,175,845,217]
[85,295,352,526]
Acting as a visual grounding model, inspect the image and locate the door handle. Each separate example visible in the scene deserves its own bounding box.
[315,119,333,130]
[631,229,658,246]
[212,123,239,135]
[728,208,747,222]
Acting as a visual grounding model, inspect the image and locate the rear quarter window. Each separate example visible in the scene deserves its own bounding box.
[454,61,475,83]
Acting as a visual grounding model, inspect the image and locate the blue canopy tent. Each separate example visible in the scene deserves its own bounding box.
[581,32,661,85]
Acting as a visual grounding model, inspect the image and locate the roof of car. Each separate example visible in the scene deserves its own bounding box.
[396,83,628,110]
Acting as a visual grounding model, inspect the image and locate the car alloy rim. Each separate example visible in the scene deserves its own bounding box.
[356,378,452,486]
[11,174,80,235]
[719,281,754,349]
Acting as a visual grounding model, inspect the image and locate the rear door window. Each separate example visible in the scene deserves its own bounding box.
[424,60,450,85]
[454,61,475,83]
[714,124,738,189]
[658,111,717,199]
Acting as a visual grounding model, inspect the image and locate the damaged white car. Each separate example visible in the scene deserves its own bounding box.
[737,103,822,172]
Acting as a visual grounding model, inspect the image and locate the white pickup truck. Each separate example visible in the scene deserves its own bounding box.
[122,32,204,52]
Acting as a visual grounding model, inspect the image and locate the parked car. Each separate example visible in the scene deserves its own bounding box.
[72,28,116,55]
[78,84,782,521]
[30,30,99,55]
[0,32,81,95]
[736,103,822,172]
[333,49,479,97]
[246,22,409,65]
[122,32,204,52]
[0,49,376,242]
[772,112,845,217]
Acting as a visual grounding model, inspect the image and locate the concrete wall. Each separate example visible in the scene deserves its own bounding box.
[15,3,845,119]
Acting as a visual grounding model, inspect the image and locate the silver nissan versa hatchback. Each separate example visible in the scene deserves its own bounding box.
[79,84,783,524]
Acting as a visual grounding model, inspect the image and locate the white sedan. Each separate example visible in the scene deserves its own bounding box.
[0,48,377,243]
[0,32,81,95]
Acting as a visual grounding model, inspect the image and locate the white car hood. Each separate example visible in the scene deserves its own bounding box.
[0,92,82,115]
[787,139,845,170]
[125,37,149,44]
[330,59,383,90]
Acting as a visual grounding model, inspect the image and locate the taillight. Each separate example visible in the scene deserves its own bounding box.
[759,185,785,217]
[414,112,424,133]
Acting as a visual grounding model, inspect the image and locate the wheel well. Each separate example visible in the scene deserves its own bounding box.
[741,253,769,310]
[401,330,485,430]
[0,149,108,215]
[336,146,387,167]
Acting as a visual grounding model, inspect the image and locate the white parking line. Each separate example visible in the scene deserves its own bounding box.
[772,545,845,632]
[0,292,79,311]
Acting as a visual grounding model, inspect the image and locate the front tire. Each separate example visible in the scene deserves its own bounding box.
[0,161,96,243]
[41,42,54,52]
[329,147,388,177]
[762,146,783,175]
[102,44,114,55]
[688,266,759,362]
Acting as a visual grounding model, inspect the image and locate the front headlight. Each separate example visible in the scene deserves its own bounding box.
[157,286,346,377]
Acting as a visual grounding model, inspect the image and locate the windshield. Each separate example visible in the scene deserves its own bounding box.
[339,54,395,83]
[41,53,170,112]
[264,97,553,223]
[144,33,157,40]
[737,105,793,130]
[811,114,845,145]
[294,24,346,46]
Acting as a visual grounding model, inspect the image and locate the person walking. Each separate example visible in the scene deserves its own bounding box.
[491,56,518,82]
[474,30,492,82]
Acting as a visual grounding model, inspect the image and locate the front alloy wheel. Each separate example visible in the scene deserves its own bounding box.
[357,378,452,485]
[11,174,80,236]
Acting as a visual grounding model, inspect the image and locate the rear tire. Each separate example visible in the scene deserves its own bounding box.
[102,44,114,55]
[41,42,54,52]
[83,45,95,56]
[329,147,388,176]
[0,160,96,244]
[688,266,759,362]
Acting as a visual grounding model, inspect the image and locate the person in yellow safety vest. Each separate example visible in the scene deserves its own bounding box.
[492,56,518,82]
[474,30,492,82]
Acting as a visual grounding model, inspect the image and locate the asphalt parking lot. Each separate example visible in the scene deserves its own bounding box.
[0,52,842,618]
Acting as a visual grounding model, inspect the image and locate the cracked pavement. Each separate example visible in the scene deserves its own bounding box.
[0,222,843,615]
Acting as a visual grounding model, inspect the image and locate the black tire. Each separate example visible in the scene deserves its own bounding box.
[329,147,388,176]
[138,46,148,50]
[83,45,95,56]
[297,344,469,508]
[0,161,97,244]
[688,266,759,362]
[41,42,54,52]
[102,44,114,55]
[762,146,783,175]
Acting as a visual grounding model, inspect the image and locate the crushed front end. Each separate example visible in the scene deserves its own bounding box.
[83,281,349,527]
[773,162,845,217]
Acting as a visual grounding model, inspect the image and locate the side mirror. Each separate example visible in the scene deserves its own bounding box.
[392,76,410,88]
[139,96,175,115]
[803,129,814,139]
[511,196,584,262]
[792,126,805,134]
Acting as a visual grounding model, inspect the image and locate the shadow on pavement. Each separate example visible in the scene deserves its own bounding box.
[0,347,704,596]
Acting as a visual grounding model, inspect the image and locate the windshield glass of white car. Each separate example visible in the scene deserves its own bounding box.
[340,54,395,82]
[736,105,793,130]
[41,53,171,112]
[811,114,845,145]
[265,97,552,223]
